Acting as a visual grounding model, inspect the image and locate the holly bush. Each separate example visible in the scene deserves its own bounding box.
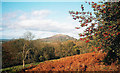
[69,1,120,64]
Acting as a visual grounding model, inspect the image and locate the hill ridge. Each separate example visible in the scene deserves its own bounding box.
[38,34,76,42]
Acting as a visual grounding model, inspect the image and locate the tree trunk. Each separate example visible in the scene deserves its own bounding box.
[23,44,25,68]
[23,59,25,68]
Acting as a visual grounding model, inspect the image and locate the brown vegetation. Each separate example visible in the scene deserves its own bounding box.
[2,35,80,68]
[22,52,120,72]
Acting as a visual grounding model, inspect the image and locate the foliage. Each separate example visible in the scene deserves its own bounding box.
[2,39,24,68]
[54,40,80,58]
[1,62,40,73]
[41,45,55,60]
[21,31,35,68]
[2,39,82,68]
[69,1,120,64]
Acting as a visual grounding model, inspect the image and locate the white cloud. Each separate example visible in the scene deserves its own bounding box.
[32,10,51,16]
[0,18,2,26]
[2,10,82,39]
[0,27,2,31]
[18,15,27,20]
[3,12,17,20]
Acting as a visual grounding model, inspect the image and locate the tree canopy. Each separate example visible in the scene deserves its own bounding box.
[69,1,120,64]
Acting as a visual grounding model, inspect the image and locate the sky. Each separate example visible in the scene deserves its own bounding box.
[2,0,100,2]
[1,0,98,40]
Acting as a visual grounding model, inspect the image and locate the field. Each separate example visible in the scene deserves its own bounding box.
[19,52,120,72]
[1,62,40,73]
[2,35,120,73]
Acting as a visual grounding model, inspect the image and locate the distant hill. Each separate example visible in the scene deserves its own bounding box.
[0,39,13,43]
[38,34,77,42]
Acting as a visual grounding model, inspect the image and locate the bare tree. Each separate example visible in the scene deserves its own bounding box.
[22,31,35,68]
[23,31,34,41]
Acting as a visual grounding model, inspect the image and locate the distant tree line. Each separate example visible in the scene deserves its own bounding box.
[2,39,82,68]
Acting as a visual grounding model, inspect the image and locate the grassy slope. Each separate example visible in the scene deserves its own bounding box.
[1,58,60,73]
[0,62,40,73]
[25,52,119,71]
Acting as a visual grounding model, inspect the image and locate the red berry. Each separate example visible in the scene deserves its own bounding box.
[101,27,103,29]
[72,12,75,14]
[80,38,83,40]
[80,34,83,36]
[93,6,95,8]
[85,40,89,43]
[103,5,105,6]
[75,27,80,29]
[79,12,81,14]
[85,24,88,26]
[95,47,97,49]
[98,49,100,51]
[91,49,93,51]
[73,18,76,20]
[83,12,86,14]
[117,32,120,35]
[94,3,97,5]
[97,5,100,8]
[106,38,108,39]
[79,20,82,22]
[108,3,110,5]
[76,16,79,19]
[108,9,111,11]
[105,32,107,33]
[72,15,75,17]
[109,26,112,28]
[76,11,78,15]
[89,2,90,5]
[90,13,92,15]
[103,11,106,13]
[98,47,101,49]
[87,12,89,14]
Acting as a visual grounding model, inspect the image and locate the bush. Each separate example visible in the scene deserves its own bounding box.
[69,1,120,64]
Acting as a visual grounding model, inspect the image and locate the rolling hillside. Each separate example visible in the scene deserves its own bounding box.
[38,34,77,42]
[21,52,120,72]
